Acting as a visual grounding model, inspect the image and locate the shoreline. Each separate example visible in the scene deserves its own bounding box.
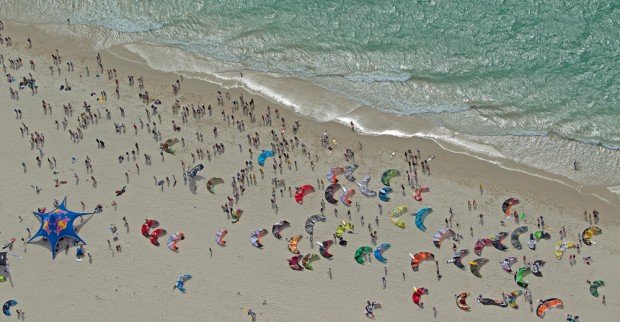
[4,18,620,197]
[1,17,619,321]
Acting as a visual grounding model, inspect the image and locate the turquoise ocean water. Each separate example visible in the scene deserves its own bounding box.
[3,0,619,188]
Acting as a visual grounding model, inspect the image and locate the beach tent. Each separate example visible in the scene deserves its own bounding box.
[28,197,95,258]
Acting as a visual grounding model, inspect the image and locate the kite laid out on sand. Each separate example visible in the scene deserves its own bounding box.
[186,164,204,179]
[510,226,529,250]
[250,228,269,248]
[456,292,471,311]
[411,287,427,306]
[305,215,326,235]
[378,186,393,202]
[294,185,315,204]
[272,221,290,239]
[581,226,602,246]
[390,206,407,229]
[381,169,400,186]
[536,298,563,318]
[215,229,228,246]
[174,274,192,293]
[2,300,17,317]
[469,258,489,278]
[356,176,377,197]
[257,150,274,166]
[413,207,432,231]
[288,235,302,254]
[302,254,320,270]
[448,249,469,269]
[167,232,185,251]
[589,280,605,297]
[206,177,224,194]
[318,240,334,258]
[354,246,373,264]
[433,228,455,248]
[28,197,97,258]
[287,255,303,271]
[324,183,341,204]
[373,243,391,263]
[409,252,434,271]
[161,138,179,154]
[502,197,519,217]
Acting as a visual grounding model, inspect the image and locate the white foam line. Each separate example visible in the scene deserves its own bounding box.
[110,45,617,205]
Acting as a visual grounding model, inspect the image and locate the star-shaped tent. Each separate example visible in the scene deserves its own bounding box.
[28,197,94,258]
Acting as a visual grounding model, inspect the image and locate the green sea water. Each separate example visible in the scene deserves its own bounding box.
[2,0,619,186]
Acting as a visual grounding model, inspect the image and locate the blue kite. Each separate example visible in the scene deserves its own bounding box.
[413,207,433,231]
[378,187,393,202]
[28,197,95,258]
[257,150,274,166]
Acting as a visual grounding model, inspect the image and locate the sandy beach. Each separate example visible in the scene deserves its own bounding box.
[0,19,618,321]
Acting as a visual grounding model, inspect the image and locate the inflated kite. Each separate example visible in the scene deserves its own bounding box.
[2,300,17,317]
[305,215,326,235]
[187,164,204,178]
[357,176,377,197]
[206,177,224,194]
[324,183,341,204]
[390,206,407,228]
[412,287,427,306]
[492,232,509,251]
[344,164,358,182]
[536,298,563,318]
[474,238,493,256]
[302,254,320,270]
[554,240,576,260]
[326,166,345,183]
[510,226,528,250]
[469,258,489,278]
[381,169,400,186]
[231,209,243,223]
[433,228,455,248]
[167,231,185,251]
[378,186,393,202]
[448,249,469,269]
[527,230,551,250]
[287,255,304,271]
[354,246,373,264]
[288,235,302,254]
[215,229,228,246]
[272,221,290,239]
[339,187,356,206]
[374,243,391,263]
[501,198,519,217]
[582,226,602,246]
[161,138,179,154]
[257,150,274,166]
[505,290,523,309]
[174,274,192,293]
[514,267,531,288]
[456,292,471,311]
[501,256,518,273]
[410,252,434,271]
[590,280,605,297]
[413,207,432,231]
[295,185,315,204]
[531,260,545,277]
[334,221,354,238]
[318,240,334,258]
[250,228,268,248]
